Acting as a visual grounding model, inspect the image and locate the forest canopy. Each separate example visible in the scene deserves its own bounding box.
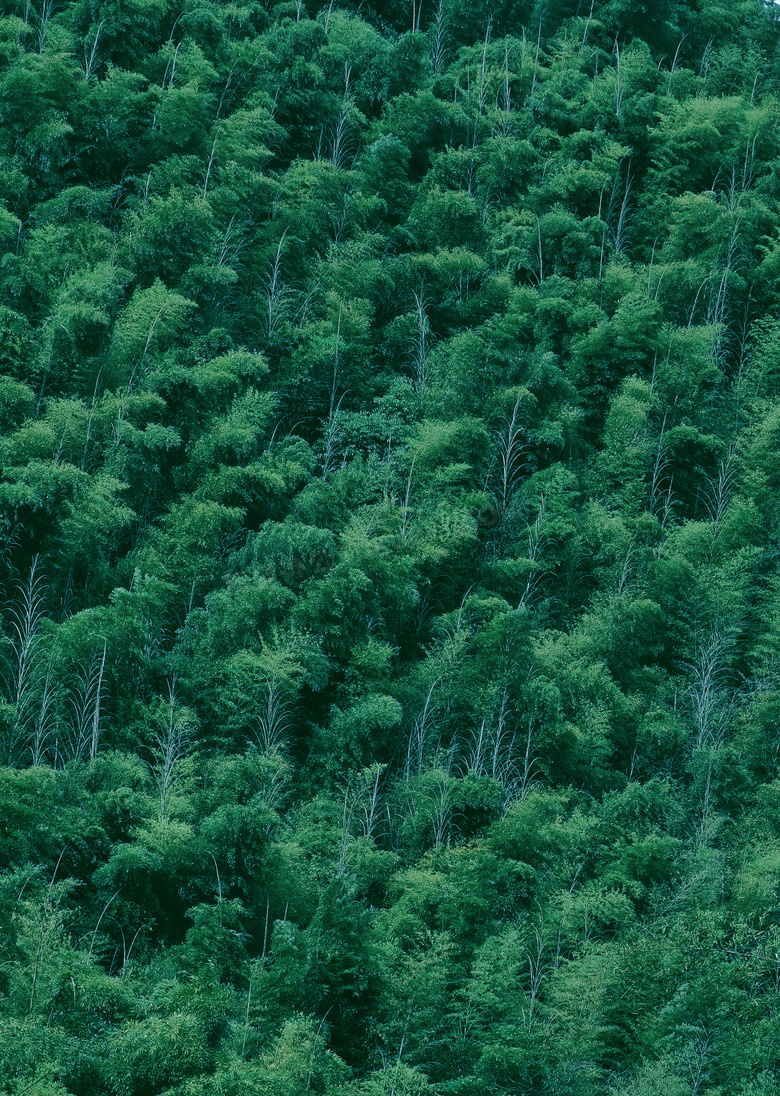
[3,0,780,1093]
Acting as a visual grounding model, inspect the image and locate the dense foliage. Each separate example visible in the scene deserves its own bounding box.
[3,0,780,1091]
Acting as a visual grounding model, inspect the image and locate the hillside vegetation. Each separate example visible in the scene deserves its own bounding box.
[3,1,780,1093]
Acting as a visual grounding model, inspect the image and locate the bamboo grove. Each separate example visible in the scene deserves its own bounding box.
[3,0,780,1093]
